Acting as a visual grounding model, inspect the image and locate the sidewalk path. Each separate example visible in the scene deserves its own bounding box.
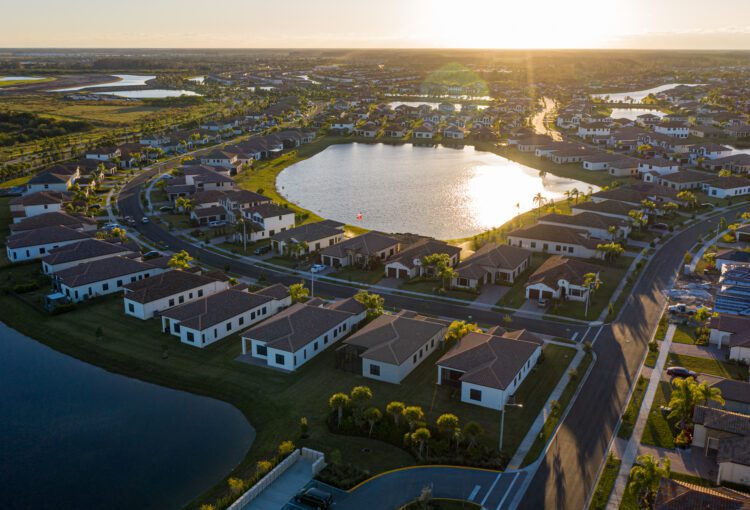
[606,324,675,510]
[507,346,586,469]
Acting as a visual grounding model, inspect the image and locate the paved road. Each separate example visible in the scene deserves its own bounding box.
[519,208,744,510]
[117,167,585,339]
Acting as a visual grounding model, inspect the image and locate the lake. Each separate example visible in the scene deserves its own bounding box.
[0,323,254,510]
[98,89,200,99]
[52,74,156,92]
[593,83,702,103]
[277,143,598,239]
[388,101,488,111]
[608,108,666,121]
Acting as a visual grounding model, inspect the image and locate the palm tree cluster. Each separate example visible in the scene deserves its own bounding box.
[667,376,724,442]
[327,387,492,465]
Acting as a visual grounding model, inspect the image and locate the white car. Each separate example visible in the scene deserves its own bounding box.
[141,217,150,224]
[310,264,327,274]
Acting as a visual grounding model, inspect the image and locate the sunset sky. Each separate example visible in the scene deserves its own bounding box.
[3,0,749,49]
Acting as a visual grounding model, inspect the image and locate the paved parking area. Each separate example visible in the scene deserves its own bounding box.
[242,458,315,510]
[474,285,509,305]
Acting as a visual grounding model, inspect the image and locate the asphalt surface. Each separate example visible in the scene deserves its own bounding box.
[519,207,744,510]
[117,166,585,339]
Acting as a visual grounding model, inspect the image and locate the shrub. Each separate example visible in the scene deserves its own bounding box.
[13,281,39,293]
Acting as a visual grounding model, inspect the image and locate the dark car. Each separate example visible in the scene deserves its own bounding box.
[651,223,669,230]
[159,206,174,213]
[666,366,697,379]
[254,245,272,256]
[294,487,333,509]
[142,250,161,260]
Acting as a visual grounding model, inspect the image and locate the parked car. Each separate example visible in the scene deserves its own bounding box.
[159,206,174,213]
[651,223,669,230]
[103,223,122,231]
[254,245,272,256]
[310,264,327,274]
[294,487,333,509]
[142,250,161,260]
[208,220,227,228]
[666,366,697,379]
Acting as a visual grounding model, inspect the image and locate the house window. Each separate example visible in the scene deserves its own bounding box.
[413,354,417,363]
[198,290,203,297]
[469,389,482,402]
[275,354,285,365]
[186,331,195,342]
[256,344,267,356]
[128,303,134,313]
[251,311,256,320]
[178,296,185,304]
[174,323,180,333]
[313,341,319,351]
[226,322,232,331]
[102,283,109,291]
[369,364,381,376]
[239,317,244,326]
[117,280,123,287]
[169,298,175,306]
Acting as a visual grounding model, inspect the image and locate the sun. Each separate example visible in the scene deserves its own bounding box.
[421,0,631,49]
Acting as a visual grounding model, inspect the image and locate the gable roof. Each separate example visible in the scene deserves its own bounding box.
[387,238,461,270]
[693,406,750,436]
[539,212,627,229]
[271,222,343,244]
[437,332,540,390]
[455,243,531,280]
[240,302,353,353]
[321,231,399,259]
[6,225,91,249]
[507,223,599,249]
[161,287,276,331]
[56,256,160,287]
[122,270,221,304]
[528,255,603,289]
[10,212,96,233]
[654,478,750,510]
[42,239,137,266]
[342,313,446,365]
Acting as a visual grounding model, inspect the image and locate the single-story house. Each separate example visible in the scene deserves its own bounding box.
[708,378,750,415]
[240,301,362,371]
[6,225,91,262]
[384,238,460,280]
[337,311,446,384]
[708,314,750,363]
[436,331,542,410]
[506,224,603,259]
[56,256,165,302]
[452,243,532,289]
[161,284,290,348]
[538,212,630,240]
[270,221,345,256]
[123,270,230,320]
[692,406,750,487]
[42,239,137,274]
[10,211,97,234]
[715,249,750,271]
[320,231,399,268]
[657,170,713,191]
[9,191,72,222]
[703,177,750,199]
[525,255,602,302]
[571,200,636,221]
[654,478,750,509]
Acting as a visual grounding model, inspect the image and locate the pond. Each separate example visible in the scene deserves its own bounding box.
[0,322,254,510]
[592,83,703,103]
[98,89,201,99]
[608,108,666,121]
[277,143,598,239]
[52,74,156,92]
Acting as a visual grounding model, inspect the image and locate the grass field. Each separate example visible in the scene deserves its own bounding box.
[497,253,550,308]
[640,381,676,449]
[617,376,648,440]
[399,278,479,301]
[665,352,748,380]
[330,265,384,285]
[0,77,55,88]
[588,455,621,510]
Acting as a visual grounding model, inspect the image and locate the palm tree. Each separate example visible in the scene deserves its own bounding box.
[463,421,483,449]
[583,272,602,318]
[628,454,670,509]
[444,320,480,348]
[386,401,405,426]
[570,188,580,204]
[533,192,545,215]
[363,407,382,437]
[288,282,309,303]
[668,377,699,431]
[436,413,460,441]
[328,393,350,427]
[403,406,425,431]
[695,381,725,408]
[411,427,431,457]
[350,386,373,415]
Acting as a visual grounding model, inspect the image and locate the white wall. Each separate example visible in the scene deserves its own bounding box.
[506,235,600,259]
[43,250,132,274]
[8,238,85,262]
[362,331,441,384]
[730,345,750,363]
[21,202,64,221]
[124,280,230,320]
[62,268,165,303]
[718,462,750,486]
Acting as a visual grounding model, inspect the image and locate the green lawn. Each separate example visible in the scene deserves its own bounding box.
[617,376,648,440]
[497,253,550,309]
[672,324,697,345]
[264,256,300,269]
[522,352,593,466]
[0,175,31,188]
[331,266,383,285]
[399,279,479,301]
[589,455,622,510]
[552,256,634,321]
[640,381,676,449]
[665,353,748,380]
[655,315,668,341]
[159,213,193,230]
[0,272,577,509]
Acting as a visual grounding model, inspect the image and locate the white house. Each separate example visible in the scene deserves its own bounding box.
[654,122,689,138]
[41,239,137,274]
[537,212,630,240]
[637,158,679,176]
[692,406,750,487]
[56,256,165,302]
[240,302,361,371]
[200,149,238,168]
[239,203,296,242]
[270,221,345,256]
[703,177,750,199]
[320,231,399,268]
[6,225,91,262]
[384,238,460,280]
[161,284,290,348]
[437,331,541,411]
[506,224,603,259]
[85,146,121,161]
[709,314,750,363]
[337,312,446,384]
[452,243,531,289]
[524,255,602,303]
[577,123,610,139]
[9,191,71,222]
[123,270,230,320]
[25,166,79,194]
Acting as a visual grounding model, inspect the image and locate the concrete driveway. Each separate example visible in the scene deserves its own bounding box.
[474,285,509,306]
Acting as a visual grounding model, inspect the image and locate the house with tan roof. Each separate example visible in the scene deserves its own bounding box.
[384,238,460,280]
[270,221,345,256]
[161,285,290,348]
[436,331,542,410]
[654,477,750,510]
[524,255,602,303]
[506,223,603,259]
[240,301,363,371]
[692,406,750,487]
[320,231,400,268]
[337,311,446,384]
[451,243,531,289]
[538,212,630,240]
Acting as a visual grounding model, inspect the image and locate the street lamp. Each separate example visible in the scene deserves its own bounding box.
[499,401,523,452]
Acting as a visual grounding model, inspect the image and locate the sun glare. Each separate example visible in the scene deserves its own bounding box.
[423,0,630,49]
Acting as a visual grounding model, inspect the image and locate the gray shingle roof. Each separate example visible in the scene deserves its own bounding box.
[161,287,276,331]
[42,239,136,266]
[320,231,399,259]
[56,256,160,287]
[122,270,221,304]
[6,225,91,249]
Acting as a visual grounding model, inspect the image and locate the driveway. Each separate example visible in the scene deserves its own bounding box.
[336,466,528,510]
[668,342,728,360]
[474,285,509,306]
[242,457,315,510]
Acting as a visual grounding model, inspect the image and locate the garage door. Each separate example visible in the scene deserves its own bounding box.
[387,267,397,278]
[528,288,540,300]
[398,269,409,279]
[541,290,554,300]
